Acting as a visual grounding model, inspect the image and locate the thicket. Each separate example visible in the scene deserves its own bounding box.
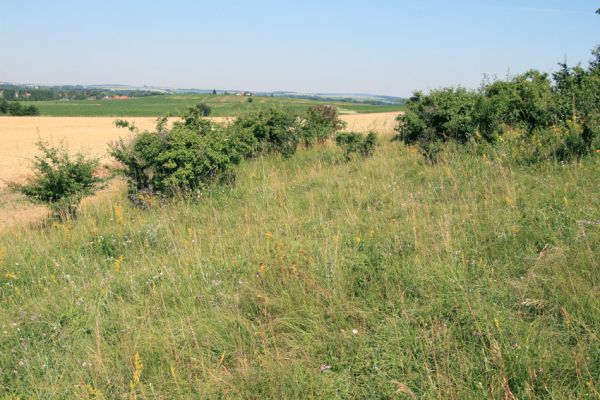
[394,49,600,163]
[110,105,368,200]
[0,99,40,116]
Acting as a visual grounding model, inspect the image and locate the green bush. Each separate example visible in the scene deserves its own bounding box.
[394,88,479,145]
[231,108,301,157]
[394,49,600,163]
[9,140,104,220]
[335,131,378,160]
[195,102,212,116]
[0,100,40,116]
[110,114,253,197]
[302,105,346,145]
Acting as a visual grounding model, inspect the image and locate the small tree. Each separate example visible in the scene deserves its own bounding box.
[9,140,104,220]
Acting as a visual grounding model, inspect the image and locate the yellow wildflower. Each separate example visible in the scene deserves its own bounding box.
[129,353,143,399]
[258,263,267,277]
[114,255,124,271]
[114,204,124,225]
[265,231,273,239]
[4,272,16,280]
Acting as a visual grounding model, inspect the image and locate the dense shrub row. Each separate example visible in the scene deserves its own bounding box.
[0,99,40,116]
[394,49,600,163]
[11,103,376,219]
[112,104,353,197]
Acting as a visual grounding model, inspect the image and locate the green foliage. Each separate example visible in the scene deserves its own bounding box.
[395,88,480,145]
[395,50,600,163]
[302,105,347,145]
[195,102,212,116]
[110,114,252,197]
[231,108,301,157]
[8,140,104,220]
[335,131,378,160]
[0,100,40,116]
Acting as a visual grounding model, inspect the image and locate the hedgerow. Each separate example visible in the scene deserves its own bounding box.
[394,48,600,163]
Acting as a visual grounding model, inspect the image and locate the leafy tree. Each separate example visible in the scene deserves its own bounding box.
[9,140,104,220]
[0,99,8,114]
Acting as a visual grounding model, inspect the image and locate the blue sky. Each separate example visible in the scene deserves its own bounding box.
[1,0,598,96]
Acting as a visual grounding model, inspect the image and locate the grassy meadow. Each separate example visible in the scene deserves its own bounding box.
[0,139,598,398]
[25,94,404,117]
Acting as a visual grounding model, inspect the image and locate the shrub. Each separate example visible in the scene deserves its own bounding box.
[110,115,253,198]
[195,102,212,116]
[0,101,40,116]
[394,49,600,163]
[231,108,301,157]
[394,88,479,145]
[9,140,104,220]
[335,131,378,160]
[302,105,346,145]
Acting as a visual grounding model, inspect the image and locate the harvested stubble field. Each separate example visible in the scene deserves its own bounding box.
[0,112,400,230]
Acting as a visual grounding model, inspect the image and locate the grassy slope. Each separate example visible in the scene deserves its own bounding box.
[28,94,405,117]
[0,142,599,398]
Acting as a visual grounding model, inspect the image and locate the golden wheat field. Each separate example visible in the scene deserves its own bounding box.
[0,113,400,230]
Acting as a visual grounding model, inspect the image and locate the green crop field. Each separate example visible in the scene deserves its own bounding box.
[1,140,598,398]
[26,94,405,117]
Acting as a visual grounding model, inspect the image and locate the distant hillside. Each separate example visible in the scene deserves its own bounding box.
[0,82,405,106]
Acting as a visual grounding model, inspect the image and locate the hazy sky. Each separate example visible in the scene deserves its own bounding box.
[1,0,598,96]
